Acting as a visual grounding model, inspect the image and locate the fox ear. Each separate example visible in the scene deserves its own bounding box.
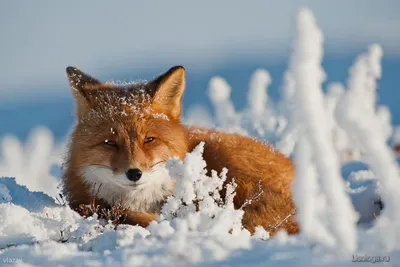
[66,66,101,117]
[150,66,186,120]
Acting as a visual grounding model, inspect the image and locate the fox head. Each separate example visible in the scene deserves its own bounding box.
[65,66,188,208]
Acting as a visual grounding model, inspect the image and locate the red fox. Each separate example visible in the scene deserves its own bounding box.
[63,66,299,236]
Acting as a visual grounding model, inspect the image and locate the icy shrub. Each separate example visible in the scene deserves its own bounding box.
[336,44,400,250]
[207,77,241,133]
[161,142,247,236]
[0,127,62,198]
[289,8,357,254]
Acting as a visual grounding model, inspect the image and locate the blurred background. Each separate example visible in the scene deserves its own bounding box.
[1,0,399,141]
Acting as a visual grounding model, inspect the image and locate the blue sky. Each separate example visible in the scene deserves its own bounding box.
[0,1,399,139]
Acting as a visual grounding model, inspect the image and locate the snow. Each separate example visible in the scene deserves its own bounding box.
[248,69,271,117]
[0,127,62,199]
[1,7,400,267]
[207,76,241,132]
[161,143,245,239]
[336,44,400,251]
[290,8,357,254]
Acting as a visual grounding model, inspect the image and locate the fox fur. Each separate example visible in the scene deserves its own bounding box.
[63,66,299,236]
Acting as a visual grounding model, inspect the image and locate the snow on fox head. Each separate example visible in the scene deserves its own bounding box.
[64,66,188,212]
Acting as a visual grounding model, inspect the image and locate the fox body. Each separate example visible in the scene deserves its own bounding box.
[63,66,299,235]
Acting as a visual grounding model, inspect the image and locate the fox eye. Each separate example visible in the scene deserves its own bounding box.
[104,139,118,147]
[144,137,155,144]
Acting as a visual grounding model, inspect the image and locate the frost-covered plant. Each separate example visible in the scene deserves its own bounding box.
[336,44,400,250]
[248,69,271,118]
[324,82,353,161]
[335,45,392,161]
[207,77,243,134]
[160,142,246,236]
[244,69,287,141]
[275,72,298,156]
[0,127,62,198]
[204,70,288,144]
[75,193,129,229]
[290,8,357,254]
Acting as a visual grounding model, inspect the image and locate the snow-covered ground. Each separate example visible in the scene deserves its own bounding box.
[1,8,400,266]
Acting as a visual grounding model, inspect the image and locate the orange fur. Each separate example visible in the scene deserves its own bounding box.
[63,66,299,236]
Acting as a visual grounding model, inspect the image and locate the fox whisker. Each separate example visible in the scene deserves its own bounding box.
[88,164,111,169]
[151,161,166,169]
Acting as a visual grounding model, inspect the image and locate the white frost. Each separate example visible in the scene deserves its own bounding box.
[336,44,400,250]
[290,8,357,254]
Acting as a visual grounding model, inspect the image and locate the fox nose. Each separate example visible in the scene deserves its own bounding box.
[126,168,142,181]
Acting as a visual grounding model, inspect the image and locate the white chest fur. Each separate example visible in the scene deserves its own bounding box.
[81,166,174,213]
